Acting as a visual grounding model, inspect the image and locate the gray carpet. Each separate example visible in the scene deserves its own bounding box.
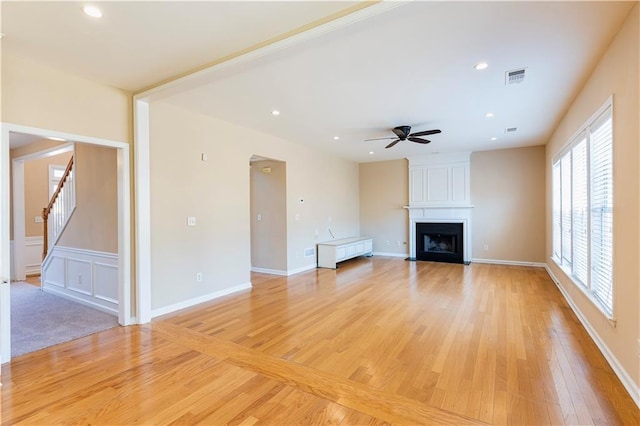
[11,282,119,357]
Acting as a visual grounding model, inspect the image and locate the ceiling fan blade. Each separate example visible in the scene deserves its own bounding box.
[385,139,401,149]
[408,137,431,144]
[364,137,397,141]
[410,129,441,137]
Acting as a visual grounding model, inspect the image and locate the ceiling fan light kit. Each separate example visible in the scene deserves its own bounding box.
[365,125,442,149]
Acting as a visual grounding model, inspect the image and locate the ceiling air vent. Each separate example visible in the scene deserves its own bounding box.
[505,127,518,134]
[505,68,526,85]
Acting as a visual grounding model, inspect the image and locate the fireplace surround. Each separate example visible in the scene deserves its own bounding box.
[405,153,473,264]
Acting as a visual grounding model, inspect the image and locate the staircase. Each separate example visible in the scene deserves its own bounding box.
[42,156,75,260]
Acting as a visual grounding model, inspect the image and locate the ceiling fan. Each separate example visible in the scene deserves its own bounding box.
[365,125,442,149]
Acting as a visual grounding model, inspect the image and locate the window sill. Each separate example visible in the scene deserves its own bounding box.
[550,258,616,327]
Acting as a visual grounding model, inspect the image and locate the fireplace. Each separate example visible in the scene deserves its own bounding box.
[416,222,464,264]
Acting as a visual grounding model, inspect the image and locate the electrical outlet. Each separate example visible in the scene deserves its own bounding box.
[483,244,489,251]
[396,241,401,246]
[385,240,390,246]
[187,216,196,226]
[35,216,43,223]
[196,272,203,282]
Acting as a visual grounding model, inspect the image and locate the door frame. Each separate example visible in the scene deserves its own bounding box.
[0,123,133,363]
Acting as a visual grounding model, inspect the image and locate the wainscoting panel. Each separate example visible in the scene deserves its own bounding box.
[42,246,118,316]
[94,262,118,303]
[46,255,66,288]
[24,236,44,276]
[66,258,93,295]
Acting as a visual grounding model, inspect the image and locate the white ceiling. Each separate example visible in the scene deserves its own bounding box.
[2,1,633,162]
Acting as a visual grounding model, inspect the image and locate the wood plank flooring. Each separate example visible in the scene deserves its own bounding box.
[2,258,638,424]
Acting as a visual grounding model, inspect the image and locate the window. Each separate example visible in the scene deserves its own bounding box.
[552,99,614,318]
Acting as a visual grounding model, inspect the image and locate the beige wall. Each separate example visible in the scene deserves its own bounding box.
[23,151,73,237]
[359,159,408,255]
[150,101,360,311]
[250,160,287,271]
[57,144,118,253]
[545,4,639,389]
[1,53,131,143]
[471,146,546,263]
[8,138,69,240]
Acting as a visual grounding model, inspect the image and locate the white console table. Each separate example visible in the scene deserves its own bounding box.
[317,236,373,269]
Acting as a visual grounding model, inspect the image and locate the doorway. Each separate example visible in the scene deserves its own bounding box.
[249,155,287,275]
[0,123,132,364]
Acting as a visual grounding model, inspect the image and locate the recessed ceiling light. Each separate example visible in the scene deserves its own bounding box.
[83,5,103,18]
[474,62,489,71]
[271,110,280,116]
[333,136,340,140]
[48,137,66,142]
[490,137,497,141]
[485,112,495,118]
[369,151,374,155]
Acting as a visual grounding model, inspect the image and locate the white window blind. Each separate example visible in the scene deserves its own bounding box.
[560,153,572,267]
[552,163,561,261]
[590,109,613,315]
[551,99,614,318]
[572,138,588,286]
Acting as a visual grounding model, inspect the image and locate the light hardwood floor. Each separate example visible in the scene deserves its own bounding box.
[2,258,638,424]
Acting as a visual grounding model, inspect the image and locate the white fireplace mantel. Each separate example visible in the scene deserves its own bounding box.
[404,205,473,263]
[405,153,473,263]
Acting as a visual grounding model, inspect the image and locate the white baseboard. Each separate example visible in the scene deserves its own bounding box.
[286,264,317,276]
[151,282,252,318]
[472,258,546,268]
[544,265,640,408]
[251,264,317,276]
[251,267,288,276]
[372,252,408,258]
[43,285,117,316]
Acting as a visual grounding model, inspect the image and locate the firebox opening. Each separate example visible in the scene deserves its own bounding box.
[416,222,464,264]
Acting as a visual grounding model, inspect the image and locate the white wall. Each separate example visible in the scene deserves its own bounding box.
[149,101,359,311]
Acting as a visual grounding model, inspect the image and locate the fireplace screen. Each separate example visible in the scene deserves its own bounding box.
[424,234,456,254]
[415,222,464,264]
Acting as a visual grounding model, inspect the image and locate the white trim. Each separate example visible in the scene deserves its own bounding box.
[472,258,546,268]
[373,252,408,258]
[151,282,252,318]
[544,264,639,408]
[11,159,26,281]
[251,267,288,276]
[286,264,317,276]
[1,122,133,362]
[43,284,117,316]
[48,245,118,260]
[134,99,152,324]
[0,125,10,367]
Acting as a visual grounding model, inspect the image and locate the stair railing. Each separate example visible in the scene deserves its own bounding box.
[42,156,75,260]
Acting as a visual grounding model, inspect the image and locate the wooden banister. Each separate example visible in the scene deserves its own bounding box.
[42,156,74,260]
